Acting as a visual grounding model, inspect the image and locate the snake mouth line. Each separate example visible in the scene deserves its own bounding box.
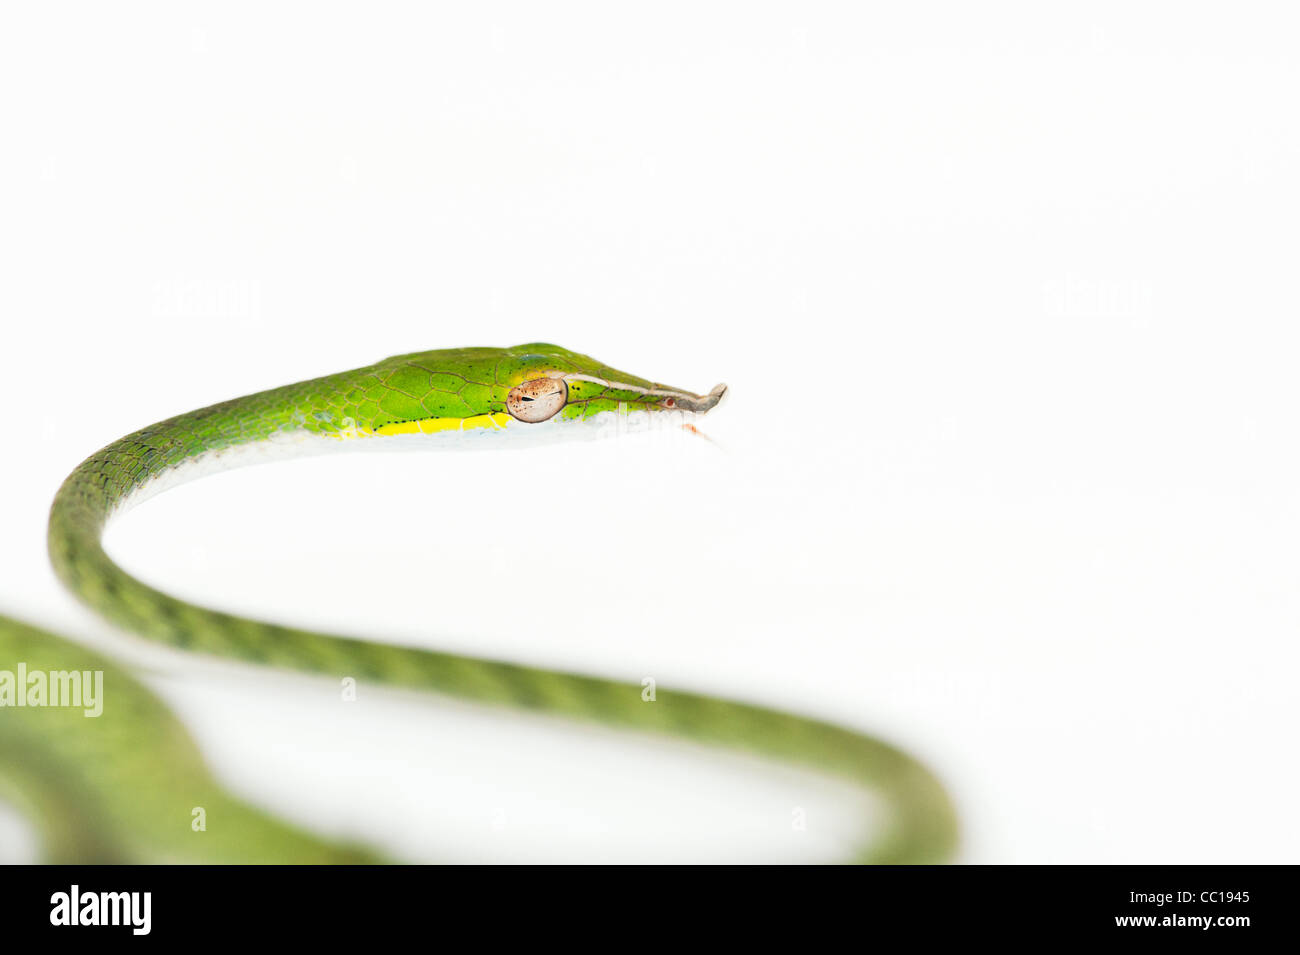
[559,375,728,415]
[671,383,728,414]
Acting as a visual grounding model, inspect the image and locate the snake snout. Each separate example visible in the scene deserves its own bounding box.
[673,383,728,414]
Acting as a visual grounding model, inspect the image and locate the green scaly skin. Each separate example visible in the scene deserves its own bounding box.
[3,343,958,863]
[0,615,380,862]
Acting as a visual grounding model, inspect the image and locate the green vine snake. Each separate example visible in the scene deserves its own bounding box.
[0,343,958,863]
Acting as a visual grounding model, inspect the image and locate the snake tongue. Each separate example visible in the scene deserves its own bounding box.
[673,383,728,414]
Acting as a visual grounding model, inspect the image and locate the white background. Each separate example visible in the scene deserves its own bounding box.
[1,3,1297,863]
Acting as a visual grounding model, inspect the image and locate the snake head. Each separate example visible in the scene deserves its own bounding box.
[501,343,727,424]
[369,343,725,437]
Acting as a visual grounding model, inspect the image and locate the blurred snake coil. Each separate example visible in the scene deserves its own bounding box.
[0,343,957,863]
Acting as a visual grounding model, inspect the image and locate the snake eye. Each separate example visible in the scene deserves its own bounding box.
[506,378,567,423]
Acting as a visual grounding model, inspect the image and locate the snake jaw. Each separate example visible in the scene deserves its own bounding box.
[665,383,728,414]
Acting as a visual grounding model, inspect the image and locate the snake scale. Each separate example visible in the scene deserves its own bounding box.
[0,343,957,863]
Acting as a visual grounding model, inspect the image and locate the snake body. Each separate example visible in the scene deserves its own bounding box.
[2,343,957,863]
